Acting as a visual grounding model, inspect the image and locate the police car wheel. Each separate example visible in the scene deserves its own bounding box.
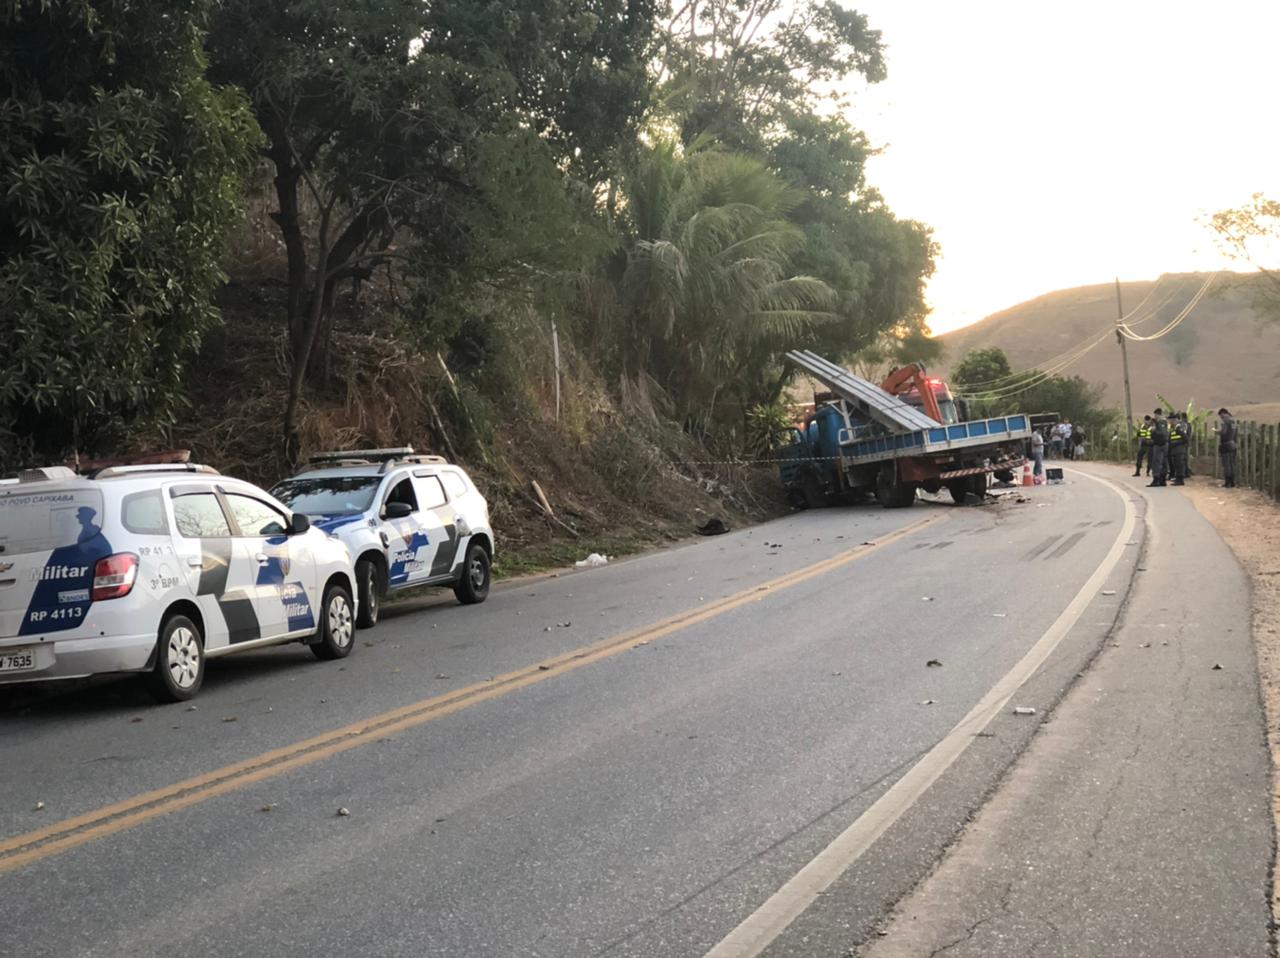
[145,614,205,703]
[453,542,490,605]
[355,559,380,628]
[312,583,355,660]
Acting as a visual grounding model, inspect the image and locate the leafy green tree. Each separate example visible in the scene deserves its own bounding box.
[207,0,657,456]
[952,347,1015,393]
[0,0,259,465]
[1210,193,1280,319]
[616,141,835,426]
[658,0,885,148]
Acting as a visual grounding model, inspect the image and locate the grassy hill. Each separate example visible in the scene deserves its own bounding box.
[939,273,1280,417]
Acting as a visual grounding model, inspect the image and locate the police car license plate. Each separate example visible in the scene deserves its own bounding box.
[0,647,36,673]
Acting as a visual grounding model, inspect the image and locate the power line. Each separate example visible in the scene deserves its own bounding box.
[1118,272,1219,341]
[952,276,1175,390]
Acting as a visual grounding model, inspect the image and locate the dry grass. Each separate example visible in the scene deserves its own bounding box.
[136,279,788,576]
[940,273,1280,411]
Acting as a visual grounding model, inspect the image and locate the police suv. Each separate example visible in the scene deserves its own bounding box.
[0,459,357,702]
[271,448,493,628]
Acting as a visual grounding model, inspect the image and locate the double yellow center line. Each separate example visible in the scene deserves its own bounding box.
[0,513,941,874]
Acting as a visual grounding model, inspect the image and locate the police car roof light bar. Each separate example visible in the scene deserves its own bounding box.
[70,449,194,475]
[90,463,220,480]
[309,447,415,465]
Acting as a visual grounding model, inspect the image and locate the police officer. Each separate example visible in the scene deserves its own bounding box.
[1169,411,1190,485]
[1133,415,1153,476]
[1218,408,1238,488]
[1147,408,1169,487]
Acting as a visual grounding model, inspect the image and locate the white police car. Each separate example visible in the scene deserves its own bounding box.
[0,457,357,702]
[271,448,494,628]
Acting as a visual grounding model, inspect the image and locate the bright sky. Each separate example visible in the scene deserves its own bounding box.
[846,1,1280,333]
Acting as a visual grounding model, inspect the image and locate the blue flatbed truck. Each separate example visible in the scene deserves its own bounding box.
[777,351,1030,508]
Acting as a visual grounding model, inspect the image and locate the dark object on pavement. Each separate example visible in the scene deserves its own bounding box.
[696,518,730,536]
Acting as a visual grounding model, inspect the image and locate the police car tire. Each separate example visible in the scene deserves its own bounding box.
[145,614,205,703]
[454,542,490,605]
[355,559,379,628]
[312,583,356,661]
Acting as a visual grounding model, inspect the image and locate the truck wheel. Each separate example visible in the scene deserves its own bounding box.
[875,468,917,508]
[994,469,1015,484]
[145,614,205,703]
[946,481,970,504]
[355,558,380,628]
[802,472,827,509]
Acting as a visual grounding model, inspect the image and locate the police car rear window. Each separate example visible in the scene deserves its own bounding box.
[272,476,380,517]
[0,489,106,555]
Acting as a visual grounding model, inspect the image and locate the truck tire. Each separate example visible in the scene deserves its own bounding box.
[801,471,827,509]
[875,467,916,508]
[948,473,987,504]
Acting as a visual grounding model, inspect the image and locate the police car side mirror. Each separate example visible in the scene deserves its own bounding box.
[383,501,413,520]
[288,513,311,535]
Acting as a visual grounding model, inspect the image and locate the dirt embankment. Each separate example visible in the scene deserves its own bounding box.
[143,281,790,578]
[1182,476,1280,915]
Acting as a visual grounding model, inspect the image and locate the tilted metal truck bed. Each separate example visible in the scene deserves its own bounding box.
[834,414,1031,465]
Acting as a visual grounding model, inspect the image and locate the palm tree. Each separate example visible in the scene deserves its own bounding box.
[618,139,835,430]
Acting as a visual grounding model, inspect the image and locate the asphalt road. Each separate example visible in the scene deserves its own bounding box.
[2,467,1244,958]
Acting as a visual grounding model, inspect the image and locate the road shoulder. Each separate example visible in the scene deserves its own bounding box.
[861,463,1273,958]
[1181,474,1280,926]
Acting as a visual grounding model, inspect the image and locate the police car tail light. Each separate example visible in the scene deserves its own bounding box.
[92,553,139,601]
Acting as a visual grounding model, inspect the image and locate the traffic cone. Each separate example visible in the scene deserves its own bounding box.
[1022,461,1034,486]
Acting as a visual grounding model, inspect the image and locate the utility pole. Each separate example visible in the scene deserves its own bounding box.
[1114,277,1135,458]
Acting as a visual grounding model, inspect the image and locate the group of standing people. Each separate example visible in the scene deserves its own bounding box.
[1047,421,1085,461]
[1133,408,1237,488]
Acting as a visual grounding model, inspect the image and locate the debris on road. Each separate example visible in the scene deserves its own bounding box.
[574,553,609,569]
[992,613,1007,618]
[336,807,350,817]
[1212,663,1224,671]
[222,716,238,723]
[1012,706,1037,716]
[926,659,943,667]
[1102,589,1117,596]
[538,664,551,671]
[33,801,44,811]
[260,803,277,813]
[435,673,449,680]
[129,717,143,724]
[695,518,730,536]
[185,705,197,711]
[921,596,934,602]
[921,699,936,705]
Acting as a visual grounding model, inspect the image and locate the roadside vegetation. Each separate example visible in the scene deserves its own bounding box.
[0,0,942,565]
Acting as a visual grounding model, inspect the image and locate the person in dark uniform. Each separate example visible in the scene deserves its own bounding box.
[1169,412,1190,485]
[1133,415,1153,476]
[1147,408,1169,487]
[1218,408,1238,488]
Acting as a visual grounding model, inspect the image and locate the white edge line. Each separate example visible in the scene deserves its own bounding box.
[703,468,1140,958]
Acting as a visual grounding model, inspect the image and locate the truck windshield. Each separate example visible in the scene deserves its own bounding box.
[937,399,960,424]
[271,476,379,517]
